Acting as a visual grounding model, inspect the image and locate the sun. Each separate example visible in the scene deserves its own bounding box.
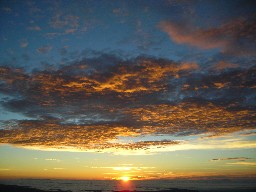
[120,176,130,182]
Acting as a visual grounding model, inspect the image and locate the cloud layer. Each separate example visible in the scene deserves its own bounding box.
[211,157,252,161]
[0,55,255,151]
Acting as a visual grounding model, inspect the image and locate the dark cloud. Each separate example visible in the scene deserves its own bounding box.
[159,15,256,55]
[0,55,255,151]
[240,131,256,136]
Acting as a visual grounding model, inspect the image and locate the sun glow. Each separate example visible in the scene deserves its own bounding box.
[120,176,130,182]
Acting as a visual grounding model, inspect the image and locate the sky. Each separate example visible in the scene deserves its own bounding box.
[0,0,256,181]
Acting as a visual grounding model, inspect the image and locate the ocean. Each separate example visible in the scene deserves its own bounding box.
[0,179,256,192]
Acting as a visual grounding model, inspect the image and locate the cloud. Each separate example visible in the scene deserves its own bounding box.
[49,14,79,29]
[65,28,76,34]
[44,29,77,39]
[0,119,178,151]
[45,158,59,161]
[37,45,52,54]
[127,102,255,137]
[45,32,62,39]
[103,140,180,150]
[159,16,256,55]
[159,21,225,49]
[91,166,155,170]
[19,39,28,48]
[1,7,12,12]
[0,169,10,171]
[211,157,252,161]
[0,55,255,152]
[27,26,41,31]
[227,162,256,166]
[240,131,256,136]
[212,61,239,71]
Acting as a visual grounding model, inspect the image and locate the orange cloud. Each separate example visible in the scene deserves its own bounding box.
[0,100,255,152]
[212,61,239,71]
[128,102,255,137]
[159,21,227,49]
[159,17,256,55]
[0,56,255,152]
[0,119,178,151]
[92,59,198,94]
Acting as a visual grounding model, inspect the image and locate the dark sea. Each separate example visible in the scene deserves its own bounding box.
[0,179,256,192]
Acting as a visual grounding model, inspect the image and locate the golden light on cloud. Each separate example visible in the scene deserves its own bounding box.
[113,167,131,171]
[0,56,255,154]
[1,0,256,187]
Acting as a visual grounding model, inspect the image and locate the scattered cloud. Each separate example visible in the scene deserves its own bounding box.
[37,45,52,54]
[49,14,79,30]
[26,0,42,16]
[27,26,41,31]
[19,39,28,48]
[45,32,62,39]
[44,28,78,39]
[65,28,76,34]
[45,158,60,161]
[47,13,80,37]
